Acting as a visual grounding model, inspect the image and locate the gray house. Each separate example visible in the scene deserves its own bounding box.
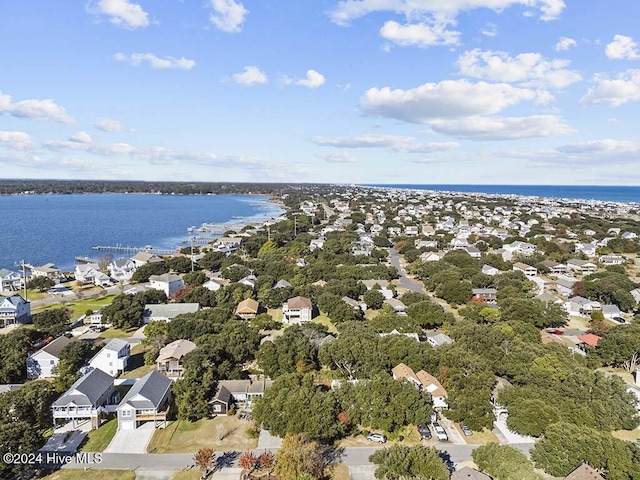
[51,368,117,429]
[117,370,172,429]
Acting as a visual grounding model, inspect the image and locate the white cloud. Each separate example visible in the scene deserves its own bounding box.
[580,69,640,106]
[555,36,577,51]
[315,152,357,163]
[329,0,565,26]
[524,139,640,167]
[310,134,458,153]
[430,115,574,140]
[605,35,639,60]
[457,49,582,89]
[0,131,35,150]
[0,152,42,167]
[94,118,128,132]
[209,0,248,33]
[69,131,92,144]
[0,90,75,124]
[380,19,460,48]
[481,23,498,37]
[88,0,149,29]
[360,79,537,123]
[114,53,196,70]
[232,66,268,85]
[283,70,326,89]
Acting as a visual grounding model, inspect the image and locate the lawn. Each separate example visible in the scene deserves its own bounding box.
[119,344,154,379]
[172,470,202,480]
[313,311,338,333]
[266,308,283,323]
[39,470,135,480]
[81,417,118,452]
[612,429,640,442]
[98,326,136,338]
[147,417,258,453]
[456,427,499,445]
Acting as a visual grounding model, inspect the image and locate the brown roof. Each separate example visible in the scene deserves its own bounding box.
[156,339,196,363]
[513,262,535,270]
[286,296,312,309]
[416,370,447,397]
[564,464,605,480]
[391,363,417,381]
[236,298,259,314]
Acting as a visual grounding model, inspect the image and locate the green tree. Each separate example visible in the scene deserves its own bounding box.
[26,276,54,292]
[472,443,543,480]
[364,290,385,310]
[131,261,169,283]
[32,308,71,336]
[369,445,450,480]
[596,324,640,373]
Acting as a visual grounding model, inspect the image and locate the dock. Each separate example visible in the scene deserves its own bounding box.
[91,245,177,255]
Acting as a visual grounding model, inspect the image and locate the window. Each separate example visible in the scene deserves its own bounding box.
[121,409,132,417]
[50,360,55,365]
[213,404,222,412]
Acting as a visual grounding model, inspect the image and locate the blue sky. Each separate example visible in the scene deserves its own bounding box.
[1,0,640,185]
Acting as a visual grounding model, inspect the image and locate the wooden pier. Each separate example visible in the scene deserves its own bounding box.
[91,245,177,255]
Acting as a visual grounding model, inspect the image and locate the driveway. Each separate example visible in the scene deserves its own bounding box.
[493,418,534,444]
[105,422,156,453]
[257,428,282,450]
[349,465,376,480]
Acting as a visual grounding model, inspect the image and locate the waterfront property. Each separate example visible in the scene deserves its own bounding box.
[0,294,31,328]
[51,368,117,430]
[117,370,172,430]
[0,268,22,293]
[148,273,184,298]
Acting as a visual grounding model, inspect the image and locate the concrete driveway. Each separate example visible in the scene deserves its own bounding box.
[105,422,156,454]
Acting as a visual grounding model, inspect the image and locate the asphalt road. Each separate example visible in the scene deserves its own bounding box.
[66,443,535,471]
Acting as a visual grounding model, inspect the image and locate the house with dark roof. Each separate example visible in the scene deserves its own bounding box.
[88,338,130,377]
[156,339,196,379]
[563,463,605,480]
[209,377,272,416]
[27,336,74,379]
[51,368,117,429]
[116,370,172,429]
[0,294,30,328]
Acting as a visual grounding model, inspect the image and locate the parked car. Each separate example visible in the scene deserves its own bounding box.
[613,317,626,323]
[460,424,473,436]
[433,423,448,442]
[549,329,564,335]
[417,423,432,440]
[430,411,439,424]
[367,433,387,443]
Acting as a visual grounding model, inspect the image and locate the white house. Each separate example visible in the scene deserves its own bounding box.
[599,255,625,266]
[0,294,31,328]
[481,264,500,276]
[567,259,598,275]
[513,262,537,277]
[116,370,172,430]
[52,368,117,430]
[130,252,163,268]
[0,269,22,293]
[27,336,74,379]
[202,279,225,291]
[74,263,112,287]
[148,273,184,297]
[89,338,130,377]
[31,263,64,280]
[282,296,313,324]
[420,252,443,262]
[361,279,394,299]
[601,304,622,319]
[108,258,137,283]
[564,296,601,317]
[575,243,597,258]
[555,276,578,297]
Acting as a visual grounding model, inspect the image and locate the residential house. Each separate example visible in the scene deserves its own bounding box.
[555,275,579,297]
[156,339,196,379]
[273,279,292,289]
[384,298,407,313]
[563,464,605,480]
[513,262,537,277]
[282,296,313,324]
[577,333,601,349]
[238,274,257,289]
[362,279,394,299]
[622,231,638,240]
[415,240,437,249]
[51,368,117,429]
[379,329,419,342]
[575,243,597,258]
[87,310,106,326]
[235,298,259,320]
[602,304,622,319]
[148,273,184,297]
[74,263,112,287]
[462,246,481,258]
[502,241,536,261]
[567,259,598,275]
[391,363,448,408]
[116,370,172,430]
[421,225,435,236]
[209,377,273,415]
[540,260,568,274]
[599,254,625,266]
[0,269,22,293]
[425,332,453,348]
[88,339,130,377]
[31,263,64,280]
[472,288,497,302]
[143,303,200,323]
[420,252,444,262]
[130,252,163,268]
[0,294,31,328]
[202,278,226,291]
[342,296,367,312]
[631,288,640,305]
[27,336,74,379]
[481,265,500,276]
[309,238,325,251]
[108,258,137,283]
[451,467,492,480]
[565,296,601,317]
[404,225,419,236]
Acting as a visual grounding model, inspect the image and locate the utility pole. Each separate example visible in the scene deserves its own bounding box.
[293,213,301,238]
[20,260,27,301]
[190,236,195,273]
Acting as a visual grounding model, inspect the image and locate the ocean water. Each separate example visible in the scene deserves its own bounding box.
[0,194,283,271]
[367,184,640,204]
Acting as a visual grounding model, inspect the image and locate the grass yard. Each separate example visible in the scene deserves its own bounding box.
[266,308,283,323]
[172,471,202,480]
[147,417,258,453]
[81,417,118,452]
[457,427,500,445]
[39,470,135,480]
[119,345,154,379]
[313,312,338,333]
[598,367,636,386]
[98,326,136,338]
[331,464,350,480]
[612,429,640,442]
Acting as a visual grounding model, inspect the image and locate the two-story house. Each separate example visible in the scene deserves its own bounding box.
[108,258,137,283]
[235,298,259,320]
[89,338,130,377]
[282,296,313,324]
[148,273,184,297]
[27,336,74,379]
[0,294,31,328]
[0,269,22,293]
[52,368,117,430]
[116,370,172,430]
[156,339,196,379]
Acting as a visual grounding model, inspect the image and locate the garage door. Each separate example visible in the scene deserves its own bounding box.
[120,420,135,430]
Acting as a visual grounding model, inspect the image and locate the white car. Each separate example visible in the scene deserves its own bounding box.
[367,433,387,443]
[433,424,448,442]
